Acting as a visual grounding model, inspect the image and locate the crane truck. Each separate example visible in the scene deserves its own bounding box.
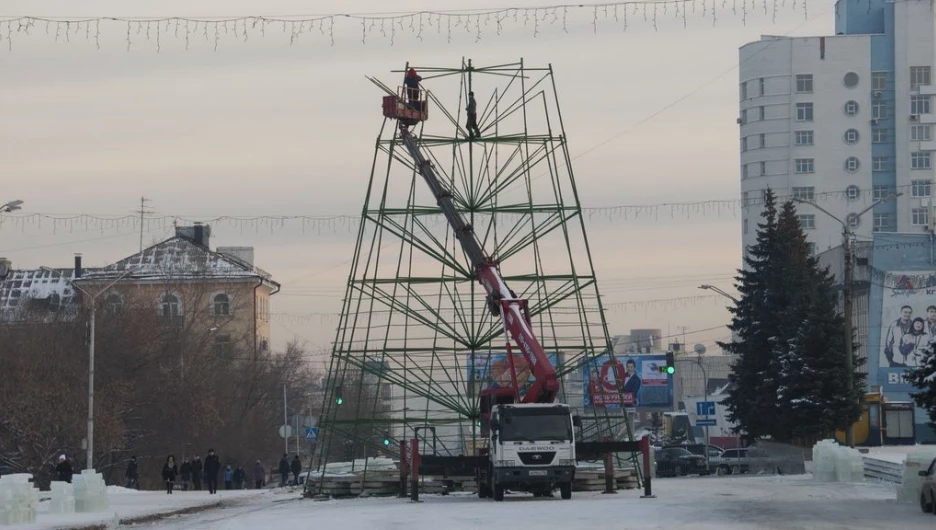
[378,77,641,501]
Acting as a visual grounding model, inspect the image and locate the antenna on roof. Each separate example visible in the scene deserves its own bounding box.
[137,197,153,253]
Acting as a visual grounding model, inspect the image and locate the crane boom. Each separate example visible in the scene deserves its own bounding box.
[398,127,559,404]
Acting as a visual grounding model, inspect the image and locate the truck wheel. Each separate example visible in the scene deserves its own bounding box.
[493,483,505,502]
[560,482,572,500]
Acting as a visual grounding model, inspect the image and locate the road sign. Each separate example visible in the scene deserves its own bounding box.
[697,418,717,427]
[696,401,716,416]
[305,427,319,441]
[278,425,293,439]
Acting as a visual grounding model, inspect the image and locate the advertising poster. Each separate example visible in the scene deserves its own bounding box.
[582,354,672,410]
[467,351,559,400]
[879,271,936,391]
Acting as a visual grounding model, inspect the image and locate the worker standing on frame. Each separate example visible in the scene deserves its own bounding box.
[466,91,481,139]
[404,68,422,111]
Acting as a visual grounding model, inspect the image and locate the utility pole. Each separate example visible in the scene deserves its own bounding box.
[284,384,289,454]
[842,228,855,447]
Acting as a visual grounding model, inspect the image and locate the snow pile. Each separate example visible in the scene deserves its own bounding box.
[812,439,863,482]
[48,482,75,515]
[72,470,108,513]
[897,447,936,503]
[0,473,39,524]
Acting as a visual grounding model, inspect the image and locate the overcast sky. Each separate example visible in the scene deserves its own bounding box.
[0,0,835,365]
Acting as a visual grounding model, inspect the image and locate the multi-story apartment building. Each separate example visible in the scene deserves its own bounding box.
[739,0,936,253]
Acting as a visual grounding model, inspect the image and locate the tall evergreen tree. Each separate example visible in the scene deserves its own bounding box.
[720,189,782,443]
[771,202,864,444]
[908,339,936,427]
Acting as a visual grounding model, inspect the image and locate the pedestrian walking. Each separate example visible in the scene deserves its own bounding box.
[233,466,245,490]
[180,458,192,491]
[278,453,289,487]
[224,466,233,490]
[253,460,266,489]
[191,455,203,491]
[290,455,302,486]
[204,449,221,494]
[125,456,139,490]
[162,455,179,495]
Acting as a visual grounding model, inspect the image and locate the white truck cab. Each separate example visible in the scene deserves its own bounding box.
[480,403,581,501]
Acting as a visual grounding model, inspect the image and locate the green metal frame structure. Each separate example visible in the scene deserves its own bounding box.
[314,59,640,486]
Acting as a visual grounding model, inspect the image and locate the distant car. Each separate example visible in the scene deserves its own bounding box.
[919,457,936,513]
[654,447,707,477]
[711,447,777,476]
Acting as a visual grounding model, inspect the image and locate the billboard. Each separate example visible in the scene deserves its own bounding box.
[466,352,559,400]
[879,272,936,391]
[582,354,673,410]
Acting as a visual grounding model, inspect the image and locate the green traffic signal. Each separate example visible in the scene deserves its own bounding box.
[382,437,391,446]
[666,366,675,375]
[336,396,344,405]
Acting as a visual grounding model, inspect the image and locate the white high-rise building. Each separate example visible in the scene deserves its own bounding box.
[739,0,936,253]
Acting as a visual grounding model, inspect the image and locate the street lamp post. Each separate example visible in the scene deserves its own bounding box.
[42,266,137,470]
[698,284,739,304]
[793,193,901,448]
[0,200,24,213]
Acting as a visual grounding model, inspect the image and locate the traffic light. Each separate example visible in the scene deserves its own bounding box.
[665,351,676,375]
[335,387,344,405]
[382,433,392,446]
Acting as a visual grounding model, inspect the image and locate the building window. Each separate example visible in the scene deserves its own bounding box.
[742,191,749,206]
[873,185,891,200]
[912,125,932,142]
[741,109,747,124]
[759,133,766,148]
[912,180,932,198]
[759,77,766,96]
[872,71,888,91]
[760,161,767,175]
[757,106,765,121]
[872,128,889,143]
[844,100,859,116]
[872,157,890,171]
[844,128,860,145]
[797,214,816,230]
[843,72,860,88]
[796,102,814,121]
[213,293,231,316]
[846,185,861,200]
[844,157,861,173]
[912,207,930,226]
[873,101,887,120]
[912,152,932,170]
[795,74,813,93]
[104,293,123,315]
[794,130,814,146]
[742,164,749,179]
[795,158,814,174]
[911,66,932,90]
[792,187,815,201]
[847,213,860,228]
[805,242,816,255]
[873,213,889,232]
[911,95,931,115]
[742,137,748,152]
[740,81,747,100]
[743,218,748,234]
[213,333,233,356]
[160,293,181,318]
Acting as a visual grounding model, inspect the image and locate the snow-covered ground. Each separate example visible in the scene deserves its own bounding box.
[866,445,919,464]
[147,475,929,530]
[15,486,265,530]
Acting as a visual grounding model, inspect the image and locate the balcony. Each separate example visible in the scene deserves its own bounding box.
[918,114,936,125]
[921,141,936,151]
[920,85,936,96]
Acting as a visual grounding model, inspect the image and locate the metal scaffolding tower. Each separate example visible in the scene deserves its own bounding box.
[315,59,637,479]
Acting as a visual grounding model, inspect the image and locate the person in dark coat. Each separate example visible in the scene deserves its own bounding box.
[179,457,192,491]
[466,91,481,139]
[278,454,289,487]
[204,449,221,494]
[404,68,422,110]
[253,460,266,489]
[191,455,203,491]
[290,455,302,486]
[162,455,179,495]
[233,466,245,489]
[125,456,139,489]
[55,454,73,483]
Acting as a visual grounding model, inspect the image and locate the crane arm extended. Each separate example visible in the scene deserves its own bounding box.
[398,127,558,404]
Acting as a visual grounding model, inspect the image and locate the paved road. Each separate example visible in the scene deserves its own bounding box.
[147,475,932,530]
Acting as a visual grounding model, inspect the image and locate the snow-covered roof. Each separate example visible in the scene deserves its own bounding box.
[0,268,82,319]
[82,236,277,285]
